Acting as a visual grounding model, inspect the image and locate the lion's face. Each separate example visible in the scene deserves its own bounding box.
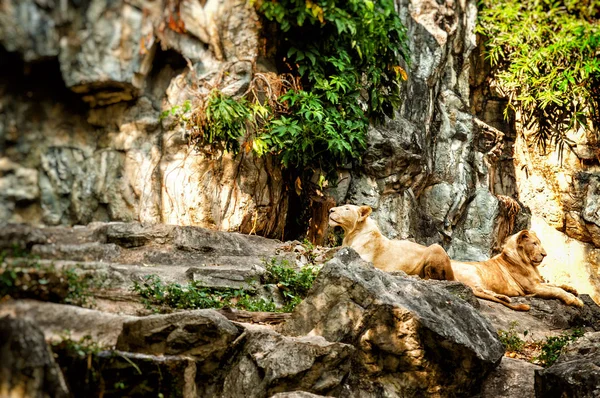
[505,230,547,267]
[328,204,372,232]
[519,231,547,266]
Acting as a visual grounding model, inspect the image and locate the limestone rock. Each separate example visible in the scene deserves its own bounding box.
[0,0,60,61]
[281,248,504,397]
[476,294,600,341]
[0,223,47,250]
[270,393,327,398]
[480,357,542,398]
[116,310,242,374]
[534,332,600,398]
[0,316,69,398]
[31,242,121,262]
[173,226,281,257]
[222,325,354,398]
[0,300,137,347]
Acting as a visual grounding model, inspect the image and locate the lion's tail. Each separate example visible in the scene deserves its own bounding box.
[473,291,531,311]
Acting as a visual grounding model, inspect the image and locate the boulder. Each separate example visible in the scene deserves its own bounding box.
[480,357,542,398]
[281,248,504,397]
[0,316,69,398]
[116,309,242,374]
[534,332,600,398]
[221,325,354,398]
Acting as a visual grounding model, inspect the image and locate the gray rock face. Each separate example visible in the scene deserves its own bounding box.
[116,310,242,373]
[222,325,354,398]
[0,316,69,398]
[534,332,600,398]
[481,357,542,398]
[282,248,504,397]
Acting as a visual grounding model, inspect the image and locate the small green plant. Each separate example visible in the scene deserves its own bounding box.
[131,275,277,312]
[52,332,103,359]
[263,258,319,312]
[497,321,526,352]
[536,328,584,367]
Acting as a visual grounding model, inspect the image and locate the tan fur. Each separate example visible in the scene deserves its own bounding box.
[328,204,455,281]
[451,230,584,311]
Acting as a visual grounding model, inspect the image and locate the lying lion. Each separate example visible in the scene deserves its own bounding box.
[328,204,455,281]
[451,230,583,311]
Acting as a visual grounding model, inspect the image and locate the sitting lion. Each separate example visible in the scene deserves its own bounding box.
[328,204,455,281]
[451,230,583,311]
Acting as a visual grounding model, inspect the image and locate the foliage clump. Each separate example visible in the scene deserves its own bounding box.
[536,328,584,367]
[263,257,319,312]
[167,0,409,184]
[497,321,526,352]
[478,0,600,159]
[132,258,319,313]
[132,275,278,312]
[496,321,585,367]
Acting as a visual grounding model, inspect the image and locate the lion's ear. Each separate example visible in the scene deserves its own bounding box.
[517,230,530,244]
[358,205,372,221]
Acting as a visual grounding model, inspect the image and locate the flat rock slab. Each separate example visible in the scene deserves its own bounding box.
[477,294,600,341]
[0,299,137,347]
[281,248,504,397]
[186,264,265,290]
[31,242,121,262]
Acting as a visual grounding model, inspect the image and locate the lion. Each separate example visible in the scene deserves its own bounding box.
[451,230,583,311]
[328,204,455,281]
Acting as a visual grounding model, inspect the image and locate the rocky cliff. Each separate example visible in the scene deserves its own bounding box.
[1,1,599,297]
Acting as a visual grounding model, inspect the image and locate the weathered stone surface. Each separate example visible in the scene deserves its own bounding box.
[0,316,69,398]
[0,223,47,250]
[480,357,541,398]
[0,300,137,347]
[173,226,281,257]
[31,242,121,262]
[222,325,353,398]
[535,332,600,398]
[59,1,155,105]
[97,222,176,248]
[116,310,242,373]
[0,0,60,61]
[282,248,504,397]
[187,264,265,291]
[270,393,327,398]
[475,294,600,341]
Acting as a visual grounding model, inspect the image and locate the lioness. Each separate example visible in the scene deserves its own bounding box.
[328,204,455,281]
[451,230,584,311]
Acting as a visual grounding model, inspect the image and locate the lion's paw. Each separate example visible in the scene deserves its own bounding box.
[561,285,579,296]
[572,297,584,308]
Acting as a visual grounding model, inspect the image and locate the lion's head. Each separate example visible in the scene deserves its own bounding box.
[503,230,547,267]
[328,204,372,233]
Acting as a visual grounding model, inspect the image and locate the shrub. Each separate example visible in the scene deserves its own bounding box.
[478,0,600,160]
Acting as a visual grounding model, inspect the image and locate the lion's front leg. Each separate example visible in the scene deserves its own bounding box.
[530,284,584,307]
